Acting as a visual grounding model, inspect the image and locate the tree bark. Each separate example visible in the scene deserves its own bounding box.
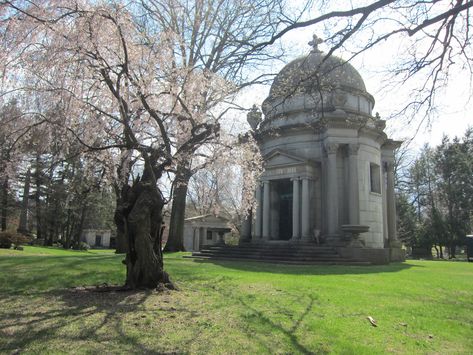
[1,178,8,231]
[63,209,73,249]
[72,201,87,249]
[44,166,56,246]
[449,244,456,259]
[18,169,31,235]
[115,168,171,289]
[114,189,127,254]
[35,154,43,240]
[164,165,192,252]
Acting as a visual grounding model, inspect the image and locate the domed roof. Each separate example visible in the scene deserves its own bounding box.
[268,50,367,100]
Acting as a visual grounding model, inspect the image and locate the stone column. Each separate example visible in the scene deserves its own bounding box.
[386,161,399,246]
[202,227,208,246]
[193,227,198,251]
[381,162,389,246]
[262,180,271,240]
[348,144,360,225]
[325,143,339,235]
[254,183,263,239]
[292,178,300,240]
[301,177,311,240]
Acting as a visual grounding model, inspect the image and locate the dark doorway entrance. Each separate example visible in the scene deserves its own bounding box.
[95,235,102,247]
[276,179,293,240]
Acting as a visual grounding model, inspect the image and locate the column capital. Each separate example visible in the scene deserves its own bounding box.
[324,142,339,155]
[348,144,360,155]
[292,175,317,182]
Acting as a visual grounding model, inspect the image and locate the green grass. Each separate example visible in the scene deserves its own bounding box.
[0,247,472,354]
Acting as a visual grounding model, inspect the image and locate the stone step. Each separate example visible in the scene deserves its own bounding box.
[194,254,348,263]
[234,243,333,249]
[208,244,336,250]
[197,250,340,258]
[194,249,346,260]
[198,252,341,260]
[203,245,335,252]
[203,247,338,256]
[190,244,372,265]
[185,255,371,266]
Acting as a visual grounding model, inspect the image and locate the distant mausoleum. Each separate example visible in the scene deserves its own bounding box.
[239,36,405,264]
[183,215,232,252]
[81,229,112,248]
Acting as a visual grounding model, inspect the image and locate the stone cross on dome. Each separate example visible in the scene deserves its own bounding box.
[308,34,323,53]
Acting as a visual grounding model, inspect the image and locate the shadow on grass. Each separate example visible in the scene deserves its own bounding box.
[0,288,164,353]
[0,251,196,353]
[189,259,418,275]
[0,254,124,296]
[214,285,328,354]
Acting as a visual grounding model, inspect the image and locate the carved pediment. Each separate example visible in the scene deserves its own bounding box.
[264,149,307,168]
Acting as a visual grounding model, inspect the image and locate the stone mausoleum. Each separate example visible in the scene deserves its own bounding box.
[240,36,405,264]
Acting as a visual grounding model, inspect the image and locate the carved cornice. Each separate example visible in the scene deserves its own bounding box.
[324,142,339,155]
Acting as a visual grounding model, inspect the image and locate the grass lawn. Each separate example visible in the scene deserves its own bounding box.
[0,247,472,354]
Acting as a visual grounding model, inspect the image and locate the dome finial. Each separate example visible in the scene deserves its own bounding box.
[308,34,323,53]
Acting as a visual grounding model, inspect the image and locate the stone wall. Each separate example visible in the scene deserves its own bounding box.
[358,142,384,248]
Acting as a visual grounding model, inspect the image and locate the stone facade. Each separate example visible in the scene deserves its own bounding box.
[240,39,404,264]
[183,215,232,252]
[81,229,112,248]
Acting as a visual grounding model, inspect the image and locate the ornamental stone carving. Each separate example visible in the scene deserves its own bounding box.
[324,142,339,155]
[247,104,262,131]
[308,34,323,53]
[332,87,347,108]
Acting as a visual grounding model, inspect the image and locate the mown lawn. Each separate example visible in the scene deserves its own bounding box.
[0,246,472,354]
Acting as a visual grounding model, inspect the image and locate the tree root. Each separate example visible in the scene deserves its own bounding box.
[70,281,177,293]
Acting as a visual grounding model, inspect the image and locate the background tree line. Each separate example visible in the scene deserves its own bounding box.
[0,99,115,248]
[396,129,473,258]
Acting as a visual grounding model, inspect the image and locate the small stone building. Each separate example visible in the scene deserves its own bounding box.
[240,36,404,264]
[183,215,232,252]
[81,229,112,248]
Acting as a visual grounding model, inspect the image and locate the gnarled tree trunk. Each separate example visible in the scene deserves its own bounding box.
[115,168,171,289]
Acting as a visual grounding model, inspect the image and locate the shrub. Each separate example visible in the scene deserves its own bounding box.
[0,232,33,249]
[78,242,90,251]
[31,238,45,246]
[11,234,33,246]
[0,232,13,249]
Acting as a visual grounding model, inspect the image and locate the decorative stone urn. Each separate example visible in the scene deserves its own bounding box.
[247,104,262,131]
[341,225,370,247]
